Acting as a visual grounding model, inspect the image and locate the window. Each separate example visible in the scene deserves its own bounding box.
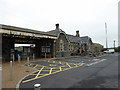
[60,40,64,51]
[41,46,51,53]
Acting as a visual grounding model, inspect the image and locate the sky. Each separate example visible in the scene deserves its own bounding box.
[0,0,119,48]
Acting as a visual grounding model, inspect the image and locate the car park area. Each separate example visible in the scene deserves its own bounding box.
[18,53,118,89]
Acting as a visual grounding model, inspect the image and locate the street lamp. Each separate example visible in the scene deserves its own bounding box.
[105,22,108,49]
[114,40,115,49]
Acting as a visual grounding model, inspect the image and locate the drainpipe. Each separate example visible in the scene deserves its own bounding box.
[55,40,57,57]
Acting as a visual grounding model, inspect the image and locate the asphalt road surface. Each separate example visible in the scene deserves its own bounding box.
[19,53,119,89]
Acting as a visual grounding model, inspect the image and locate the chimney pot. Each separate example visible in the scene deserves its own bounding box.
[55,24,59,30]
[76,30,80,37]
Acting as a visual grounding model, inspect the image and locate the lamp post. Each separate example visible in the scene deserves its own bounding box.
[105,22,108,49]
[114,40,115,49]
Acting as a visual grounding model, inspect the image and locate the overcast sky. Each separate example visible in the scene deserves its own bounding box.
[0,0,119,48]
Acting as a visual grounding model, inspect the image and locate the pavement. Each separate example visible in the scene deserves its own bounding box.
[17,53,119,89]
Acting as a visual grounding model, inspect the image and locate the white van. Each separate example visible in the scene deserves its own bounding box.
[104,49,115,54]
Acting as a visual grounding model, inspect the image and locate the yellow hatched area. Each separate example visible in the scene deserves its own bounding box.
[22,60,83,83]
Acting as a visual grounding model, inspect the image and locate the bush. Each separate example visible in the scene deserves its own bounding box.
[115,46,120,52]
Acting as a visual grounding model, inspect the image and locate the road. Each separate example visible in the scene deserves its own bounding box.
[19,53,119,89]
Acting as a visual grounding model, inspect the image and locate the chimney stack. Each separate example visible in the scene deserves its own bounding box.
[76,30,80,37]
[55,23,59,30]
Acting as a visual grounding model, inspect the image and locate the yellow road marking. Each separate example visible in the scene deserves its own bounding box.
[60,67,62,71]
[30,74,48,75]
[34,65,38,68]
[53,61,55,63]
[35,66,44,78]
[49,68,53,74]
[42,70,50,71]
[59,61,61,64]
[79,64,83,66]
[74,63,78,66]
[29,64,32,66]
[50,64,56,66]
[66,62,71,68]
[22,61,84,83]
[22,64,81,83]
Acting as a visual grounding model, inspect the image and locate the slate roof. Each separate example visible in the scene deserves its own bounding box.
[67,34,81,43]
[80,36,91,44]
[47,29,63,36]
[47,29,92,44]
[67,34,91,44]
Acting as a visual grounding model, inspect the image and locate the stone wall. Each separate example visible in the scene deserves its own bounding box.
[56,33,70,57]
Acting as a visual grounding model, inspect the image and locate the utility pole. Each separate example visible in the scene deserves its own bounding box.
[105,22,108,49]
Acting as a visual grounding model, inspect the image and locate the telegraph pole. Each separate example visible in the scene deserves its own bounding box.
[105,22,108,49]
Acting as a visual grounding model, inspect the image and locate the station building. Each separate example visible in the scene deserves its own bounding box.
[47,24,93,57]
[0,24,103,61]
[0,24,57,61]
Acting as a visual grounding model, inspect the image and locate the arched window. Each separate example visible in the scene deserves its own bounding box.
[60,40,64,51]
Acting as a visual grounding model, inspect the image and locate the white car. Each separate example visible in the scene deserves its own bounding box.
[104,49,115,54]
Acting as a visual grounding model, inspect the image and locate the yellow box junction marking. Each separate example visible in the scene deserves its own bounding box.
[49,68,53,74]
[60,67,62,71]
[59,61,61,64]
[34,65,38,68]
[50,64,56,66]
[22,60,83,83]
[35,66,44,78]
[66,62,71,68]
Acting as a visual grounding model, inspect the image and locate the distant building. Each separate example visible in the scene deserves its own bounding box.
[90,43,104,52]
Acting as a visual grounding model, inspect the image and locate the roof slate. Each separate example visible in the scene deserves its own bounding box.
[67,34,90,44]
[47,29,63,36]
[47,29,91,44]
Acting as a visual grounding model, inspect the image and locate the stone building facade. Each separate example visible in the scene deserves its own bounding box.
[47,24,94,57]
[56,32,70,57]
[47,24,104,57]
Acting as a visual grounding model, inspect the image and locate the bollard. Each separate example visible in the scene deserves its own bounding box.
[33,54,35,61]
[34,84,41,90]
[27,57,30,65]
[45,53,46,58]
[18,54,21,64]
[13,54,15,64]
[0,67,2,90]
[10,61,12,81]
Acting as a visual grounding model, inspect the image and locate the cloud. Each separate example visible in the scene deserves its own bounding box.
[0,0,119,47]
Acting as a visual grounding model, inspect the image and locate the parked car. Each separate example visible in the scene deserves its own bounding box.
[104,49,115,54]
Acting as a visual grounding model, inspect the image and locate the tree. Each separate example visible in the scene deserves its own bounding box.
[115,46,120,52]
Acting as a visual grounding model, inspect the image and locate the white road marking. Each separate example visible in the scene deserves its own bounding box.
[92,59,99,61]
[86,59,107,66]
[77,63,85,65]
